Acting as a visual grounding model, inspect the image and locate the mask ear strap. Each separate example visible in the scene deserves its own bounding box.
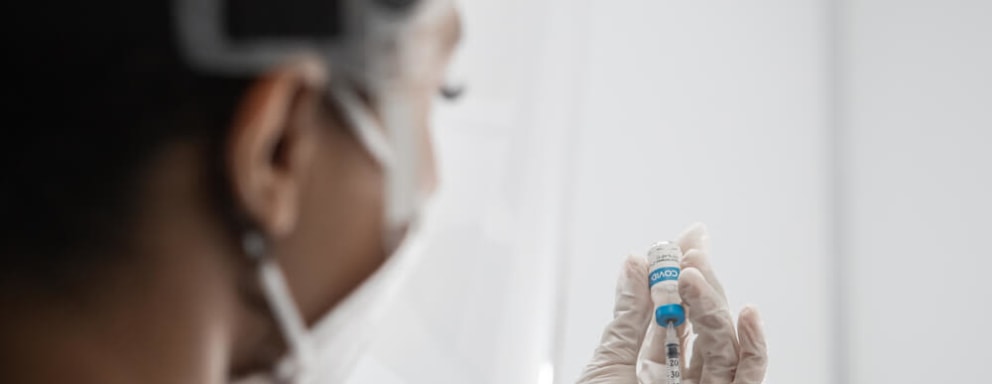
[242,230,314,381]
[327,84,410,250]
[378,91,421,246]
[328,84,395,167]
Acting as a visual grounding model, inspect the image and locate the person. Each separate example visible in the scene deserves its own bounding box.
[0,0,767,383]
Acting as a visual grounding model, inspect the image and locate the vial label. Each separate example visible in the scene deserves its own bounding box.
[649,267,681,287]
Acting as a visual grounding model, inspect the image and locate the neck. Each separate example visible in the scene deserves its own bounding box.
[0,246,238,384]
[0,142,252,384]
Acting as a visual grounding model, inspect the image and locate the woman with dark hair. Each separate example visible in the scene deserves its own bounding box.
[0,1,766,383]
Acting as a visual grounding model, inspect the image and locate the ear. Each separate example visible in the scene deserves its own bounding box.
[226,57,329,237]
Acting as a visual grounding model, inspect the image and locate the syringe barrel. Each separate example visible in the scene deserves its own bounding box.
[648,241,685,327]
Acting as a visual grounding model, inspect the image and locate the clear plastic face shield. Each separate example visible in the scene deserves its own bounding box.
[174,0,452,382]
[177,0,440,248]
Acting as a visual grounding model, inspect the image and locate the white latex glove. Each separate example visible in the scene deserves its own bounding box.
[577,223,768,384]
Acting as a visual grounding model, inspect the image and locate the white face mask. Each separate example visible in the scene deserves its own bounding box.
[231,83,435,384]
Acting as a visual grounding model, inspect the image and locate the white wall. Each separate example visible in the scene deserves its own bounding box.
[841,1,992,383]
[555,1,832,383]
[347,1,992,384]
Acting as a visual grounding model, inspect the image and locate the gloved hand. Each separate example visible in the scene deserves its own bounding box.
[576,223,768,384]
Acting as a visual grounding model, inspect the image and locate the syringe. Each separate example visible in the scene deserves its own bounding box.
[648,241,685,384]
[664,322,682,384]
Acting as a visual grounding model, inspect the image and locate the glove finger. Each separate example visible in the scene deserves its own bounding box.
[680,317,693,364]
[677,222,712,382]
[575,365,638,384]
[677,222,711,254]
[680,267,739,384]
[732,306,768,384]
[637,324,667,384]
[684,320,705,382]
[680,249,728,304]
[579,255,653,379]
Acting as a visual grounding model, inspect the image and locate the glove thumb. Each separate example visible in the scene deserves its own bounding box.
[579,255,653,379]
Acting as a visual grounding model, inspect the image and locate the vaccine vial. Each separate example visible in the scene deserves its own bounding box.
[648,241,685,327]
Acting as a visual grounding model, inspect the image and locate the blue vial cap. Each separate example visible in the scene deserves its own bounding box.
[655,304,686,327]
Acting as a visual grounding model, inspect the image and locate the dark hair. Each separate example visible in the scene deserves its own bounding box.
[0,0,339,291]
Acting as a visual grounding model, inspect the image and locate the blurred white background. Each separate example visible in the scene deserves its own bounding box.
[348,0,992,383]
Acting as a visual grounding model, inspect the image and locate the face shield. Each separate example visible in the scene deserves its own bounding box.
[176,0,440,249]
